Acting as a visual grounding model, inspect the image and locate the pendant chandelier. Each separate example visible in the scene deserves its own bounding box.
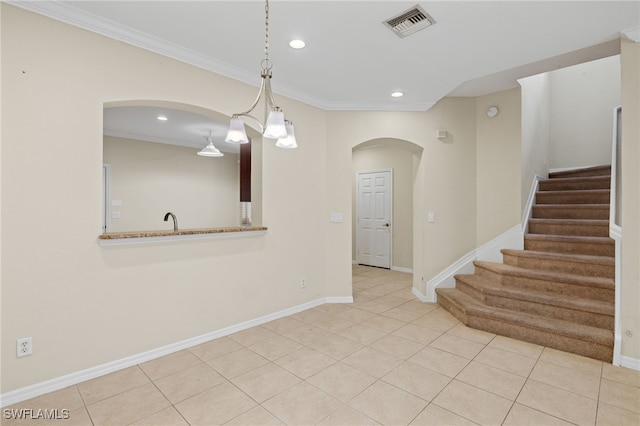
[197,130,224,157]
[225,0,297,149]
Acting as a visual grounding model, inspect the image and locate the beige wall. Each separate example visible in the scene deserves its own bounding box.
[620,38,640,360]
[352,142,417,270]
[1,5,332,393]
[475,89,522,245]
[549,56,621,169]
[104,136,240,232]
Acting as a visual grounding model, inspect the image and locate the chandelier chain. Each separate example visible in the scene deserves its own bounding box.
[264,0,270,61]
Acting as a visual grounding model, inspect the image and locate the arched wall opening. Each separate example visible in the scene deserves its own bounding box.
[352,138,424,276]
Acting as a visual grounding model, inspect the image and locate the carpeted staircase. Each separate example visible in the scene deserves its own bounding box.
[437,165,614,362]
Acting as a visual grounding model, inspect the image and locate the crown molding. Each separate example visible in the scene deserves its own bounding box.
[621,26,640,43]
[9,1,434,112]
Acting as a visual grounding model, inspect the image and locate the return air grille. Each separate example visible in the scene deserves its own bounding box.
[384,5,435,38]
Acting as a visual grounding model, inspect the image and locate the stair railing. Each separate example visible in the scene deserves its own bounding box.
[610,105,622,366]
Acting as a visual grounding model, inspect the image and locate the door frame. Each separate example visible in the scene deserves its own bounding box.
[355,168,393,268]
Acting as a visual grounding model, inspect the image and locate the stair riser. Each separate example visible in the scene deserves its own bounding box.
[485,294,613,330]
[474,266,614,302]
[502,254,614,279]
[532,206,609,220]
[536,191,610,205]
[528,222,609,237]
[435,292,467,324]
[524,238,615,257]
[466,314,612,362]
[455,278,487,302]
[549,166,611,179]
[539,179,610,192]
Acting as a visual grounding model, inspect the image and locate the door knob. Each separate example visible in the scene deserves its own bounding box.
[383,223,390,227]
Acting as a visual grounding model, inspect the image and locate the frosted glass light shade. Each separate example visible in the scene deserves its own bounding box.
[197,141,224,157]
[225,117,249,144]
[263,110,287,139]
[276,122,297,149]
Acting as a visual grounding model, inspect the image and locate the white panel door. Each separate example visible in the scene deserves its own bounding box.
[357,170,392,268]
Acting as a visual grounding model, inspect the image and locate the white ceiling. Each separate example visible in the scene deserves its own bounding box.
[12,0,640,147]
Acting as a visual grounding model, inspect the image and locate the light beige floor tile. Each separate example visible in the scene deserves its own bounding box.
[130,406,189,426]
[290,308,329,324]
[224,405,284,425]
[231,363,301,403]
[349,380,427,426]
[189,337,243,362]
[382,362,451,402]
[309,334,364,360]
[403,301,440,314]
[370,334,424,359]
[357,297,406,314]
[315,303,352,315]
[282,324,333,345]
[474,346,536,377]
[487,335,543,359]
[342,347,403,378]
[409,404,478,425]
[139,350,202,381]
[360,315,406,332]
[382,306,428,322]
[316,404,381,425]
[227,326,278,347]
[602,363,640,387]
[599,378,640,414]
[334,308,377,323]
[5,385,85,415]
[456,361,526,401]
[516,379,597,426]
[262,381,342,426]
[307,362,377,402]
[77,365,150,405]
[529,360,600,399]
[274,347,336,379]
[175,381,256,426]
[247,335,303,361]
[408,347,470,378]
[411,309,459,332]
[502,403,573,426]
[262,316,306,334]
[154,362,225,404]
[393,324,443,345]
[313,315,358,333]
[206,347,269,379]
[352,293,380,306]
[87,382,171,426]
[338,324,387,345]
[596,401,640,426]
[429,334,485,360]
[433,380,512,426]
[538,347,603,376]
[446,324,496,345]
[388,287,418,301]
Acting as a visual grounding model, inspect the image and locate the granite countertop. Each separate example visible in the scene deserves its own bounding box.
[99,226,268,240]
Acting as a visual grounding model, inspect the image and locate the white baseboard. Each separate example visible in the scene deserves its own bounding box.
[618,355,640,371]
[0,296,351,408]
[412,286,429,302]
[391,266,413,274]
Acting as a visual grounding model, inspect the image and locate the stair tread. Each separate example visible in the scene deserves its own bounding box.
[533,204,610,209]
[437,288,613,346]
[455,274,614,315]
[474,261,614,289]
[536,189,610,195]
[541,176,610,184]
[549,165,611,179]
[501,248,615,266]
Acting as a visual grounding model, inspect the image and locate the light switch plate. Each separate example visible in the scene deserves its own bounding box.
[428,212,435,223]
[330,212,344,223]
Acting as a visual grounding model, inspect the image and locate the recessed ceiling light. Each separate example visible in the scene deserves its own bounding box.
[289,39,306,49]
[157,115,168,121]
[391,91,404,98]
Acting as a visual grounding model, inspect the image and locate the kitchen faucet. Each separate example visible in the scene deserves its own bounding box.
[163,212,178,231]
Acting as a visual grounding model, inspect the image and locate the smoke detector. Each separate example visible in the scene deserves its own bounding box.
[384,5,436,38]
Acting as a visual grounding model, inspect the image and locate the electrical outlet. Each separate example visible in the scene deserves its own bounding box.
[17,337,32,357]
[300,277,306,288]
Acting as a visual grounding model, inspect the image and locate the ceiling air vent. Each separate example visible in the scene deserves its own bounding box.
[384,5,435,38]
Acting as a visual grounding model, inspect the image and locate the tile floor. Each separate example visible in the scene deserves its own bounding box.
[4,265,640,425]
